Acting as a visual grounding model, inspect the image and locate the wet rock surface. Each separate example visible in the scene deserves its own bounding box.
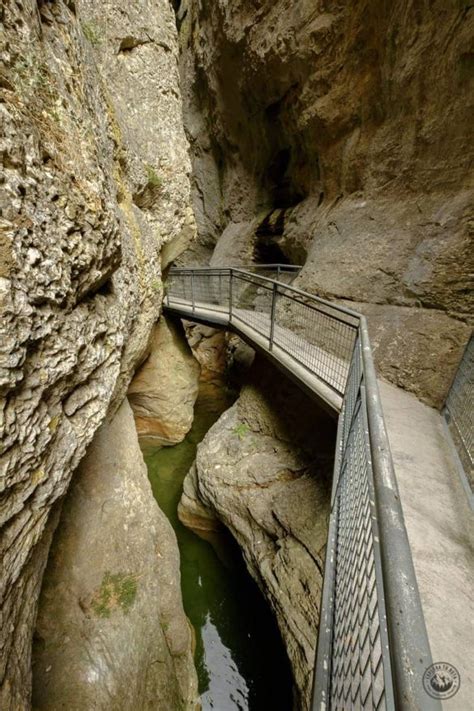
[0,0,193,706]
[178,0,473,406]
[32,398,199,711]
[128,315,200,447]
[179,358,336,709]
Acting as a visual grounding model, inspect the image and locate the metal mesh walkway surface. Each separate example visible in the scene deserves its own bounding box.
[164,266,444,711]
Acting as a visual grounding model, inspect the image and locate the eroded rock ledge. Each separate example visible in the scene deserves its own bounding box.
[179,359,336,710]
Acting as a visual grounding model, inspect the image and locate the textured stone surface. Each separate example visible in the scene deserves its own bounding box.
[179,359,335,709]
[0,0,194,706]
[182,321,228,382]
[128,315,200,447]
[32,398,198,711]
[179,0,473,405]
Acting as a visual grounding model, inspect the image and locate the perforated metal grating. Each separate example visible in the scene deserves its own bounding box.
[331,391,392,710]
[445,335,473,487]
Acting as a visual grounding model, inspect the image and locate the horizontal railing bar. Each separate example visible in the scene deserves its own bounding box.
[275,292,360,330]
[233,269,362,319]
[168,268,231,274]
[228,268,362,323]
[170,266,359,326]
[169,263,301,272]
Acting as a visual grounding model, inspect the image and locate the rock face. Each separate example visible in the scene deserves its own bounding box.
[179,359,335,709]
[128,315,200,446]
[179,0,473,407]
[0,0,194,706]
[182,322,228,382]
[32,398,198,711]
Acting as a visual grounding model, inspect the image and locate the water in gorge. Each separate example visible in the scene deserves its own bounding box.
[143,380,294,710]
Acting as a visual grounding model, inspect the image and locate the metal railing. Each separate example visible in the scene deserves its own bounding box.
[165,266,437,711]
[443,334,473,493]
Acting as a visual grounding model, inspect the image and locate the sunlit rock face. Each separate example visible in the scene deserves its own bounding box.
[32,399,198,711]
[128,315,200,447]
[0,0,194,706]
[178,0,473,406]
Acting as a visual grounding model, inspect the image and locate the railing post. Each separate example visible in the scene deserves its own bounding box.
[229,269,233,322]
[191,272,195,314]
[277,264,281,282]
[269,281,278,350]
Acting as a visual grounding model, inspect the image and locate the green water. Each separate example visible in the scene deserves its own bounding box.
[144,382,294,711]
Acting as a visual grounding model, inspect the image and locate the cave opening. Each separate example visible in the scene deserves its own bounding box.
[265,146,307,210]
[253,210,291,265]
[253,238,290,265]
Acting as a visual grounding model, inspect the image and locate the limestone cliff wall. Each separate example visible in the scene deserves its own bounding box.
[178,0,473,406]
[0,0,194,707]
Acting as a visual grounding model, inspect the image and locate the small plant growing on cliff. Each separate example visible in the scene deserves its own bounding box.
[133,164,163,209]
[145,164,163,190]
[151,279,161,293]
[82,21,102,46]
[233,422,250,440]
[91,571,138,618]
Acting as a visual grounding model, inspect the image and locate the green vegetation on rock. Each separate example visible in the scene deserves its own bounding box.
[233,421,250,440]
[82,21,102,47]
[91,572,138,618]
[145,164,163,189]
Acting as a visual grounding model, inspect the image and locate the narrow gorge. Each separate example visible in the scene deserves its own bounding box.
[1,1,472,711]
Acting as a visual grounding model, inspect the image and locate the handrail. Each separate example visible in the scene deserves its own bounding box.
[231,267,362,321]
[164,265,437,710]
[173,263,302,270]
[359,320,437,710]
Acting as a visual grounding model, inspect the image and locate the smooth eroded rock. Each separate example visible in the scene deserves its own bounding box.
[32,398,198,711]
[128,316,200,447]
[178,0,473,406]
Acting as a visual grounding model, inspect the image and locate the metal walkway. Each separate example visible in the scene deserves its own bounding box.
[164,266,446,711]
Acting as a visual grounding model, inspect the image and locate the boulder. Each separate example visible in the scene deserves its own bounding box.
[32,398,198,711]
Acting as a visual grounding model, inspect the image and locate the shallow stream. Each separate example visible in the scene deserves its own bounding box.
[143,381,293,710]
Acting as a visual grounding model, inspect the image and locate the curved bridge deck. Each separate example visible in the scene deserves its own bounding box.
[164,266,472,711]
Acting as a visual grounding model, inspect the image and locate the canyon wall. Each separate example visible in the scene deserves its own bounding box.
[178,0,473,407]
[0,0,194,707]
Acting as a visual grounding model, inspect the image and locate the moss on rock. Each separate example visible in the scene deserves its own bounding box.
[91,571,138,618]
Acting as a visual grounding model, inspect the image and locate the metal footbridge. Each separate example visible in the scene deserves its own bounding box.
[164,265,440,711]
